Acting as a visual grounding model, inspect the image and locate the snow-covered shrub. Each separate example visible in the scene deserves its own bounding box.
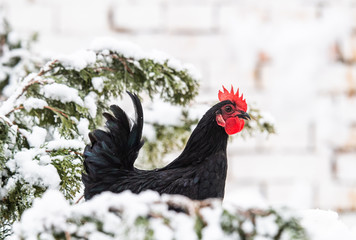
[0,39,200,233]
[0,14,42,98]
[11,190,307,240]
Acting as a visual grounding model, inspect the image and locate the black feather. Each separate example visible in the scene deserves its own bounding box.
[82,93,232,201]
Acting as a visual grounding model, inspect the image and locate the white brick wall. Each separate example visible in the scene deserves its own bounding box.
[165,4,216,33]
[58,0,112,35]
[1,0,356,219]
[228,153,319,182]
[4,0,54,33]
[110,2,162,31]
[337,153,356,182]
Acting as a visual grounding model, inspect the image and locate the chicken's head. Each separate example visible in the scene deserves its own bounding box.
[216,86,250,135]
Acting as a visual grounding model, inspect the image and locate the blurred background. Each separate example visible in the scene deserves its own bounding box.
[1,0,356,227]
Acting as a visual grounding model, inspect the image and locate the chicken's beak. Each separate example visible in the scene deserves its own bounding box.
[236,111,251,120]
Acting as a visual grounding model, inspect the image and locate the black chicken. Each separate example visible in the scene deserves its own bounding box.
[82,86,250,200]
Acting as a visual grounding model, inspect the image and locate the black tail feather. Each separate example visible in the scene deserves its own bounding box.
[82,92,144,199]
[126,91,144,167]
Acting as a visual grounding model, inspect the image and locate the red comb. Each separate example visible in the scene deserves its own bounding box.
[218,85,247,112]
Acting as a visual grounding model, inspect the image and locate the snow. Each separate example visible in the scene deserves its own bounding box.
[5,149,60,189]
[151,218,174,240]
[12,190,69,239]
[142,123,156,141]
[20,126,47,148]
[0,73,39,116]
[91,77,104,92]
[77,118,90,143]
[46,139,85,150]
[241,220,254,233]
[55,50,96,71]
[255,215,278,237]
[42,83,84,106]
[10,190,356,240]
[170,214,197,240]
[200,205,225,240]
[84,91,98,118]
[90,37,201,80]
[23,97,48,111]
[91,38,143,59]
[301,209,356,240]
[144,99,184,126]
[7,31,20,46]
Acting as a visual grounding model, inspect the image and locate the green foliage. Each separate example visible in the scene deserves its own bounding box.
[49,149,83,200]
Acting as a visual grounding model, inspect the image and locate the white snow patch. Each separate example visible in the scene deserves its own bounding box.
[145,100,182,126]
[90,37,201,80]
[55,50,96,70]
[0,71,6,81]
[255,214,278,236]
[142,123,156,141]
[7,31,20,46]
[301,209,356,240]
[151,218,174,240]
[23,97,48,111]
[77,118,90,143]
[84,91,98,118]
[201,206,225,240]
[0,73,40,115]
[42,83,84,106]
[6,149,60,189]
[92,77,104,92]
[13,190,69,238]
[46,139,85,150]
[241,220,254,234]
[20,126,47,148]
[91,38,143,59]
[170,213,197,240]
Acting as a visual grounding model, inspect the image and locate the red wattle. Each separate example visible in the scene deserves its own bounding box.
[225,118,245,135]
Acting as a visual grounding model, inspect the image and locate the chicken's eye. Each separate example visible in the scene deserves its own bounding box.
[225,106,233,113]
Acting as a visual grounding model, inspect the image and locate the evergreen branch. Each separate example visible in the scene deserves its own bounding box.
[45,149,83,157]
[15,60,58,100]
[0,60,58,116]
[5,105,24,116]
[0,114,15,127]
[65,231,71,240]
[44,106,69,119]
[111,54,134,75]
[94,66,115,72]
[5,105,69,120]
[75,195,84,204]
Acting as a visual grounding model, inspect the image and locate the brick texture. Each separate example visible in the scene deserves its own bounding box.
[1,0,356,218]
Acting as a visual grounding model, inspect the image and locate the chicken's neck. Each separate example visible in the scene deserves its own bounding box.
[164,103,229,169]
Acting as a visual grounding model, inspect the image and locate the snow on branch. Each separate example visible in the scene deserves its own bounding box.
[11,190,356,240]
[11,190,308,240]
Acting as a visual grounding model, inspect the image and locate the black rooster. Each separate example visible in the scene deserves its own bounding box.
[82,86,250,200]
